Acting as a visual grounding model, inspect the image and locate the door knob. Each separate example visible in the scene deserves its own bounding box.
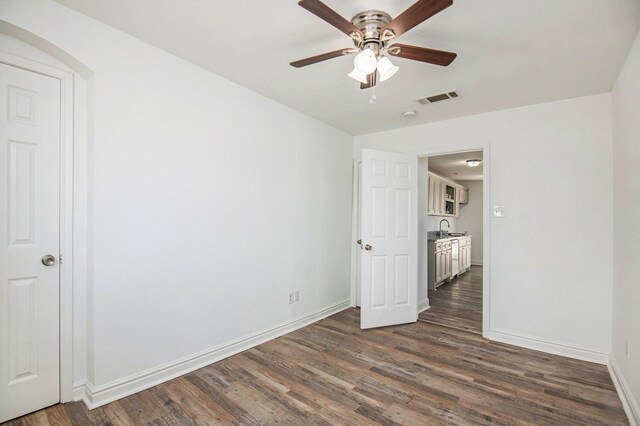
[41,255,56,266]
[357,239,362,245]
[364,244,372,251]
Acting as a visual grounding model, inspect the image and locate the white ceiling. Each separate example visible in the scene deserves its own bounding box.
[55,0,640,135]
[429,150,483,181]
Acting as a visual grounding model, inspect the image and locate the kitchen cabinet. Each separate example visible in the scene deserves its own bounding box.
[428,240,452,289]
[427,172,468,217]
[458,187,469,205]
[427,175,436,214]
[428,237,472,290]
[428,174,446,215]
[458,237,472,272]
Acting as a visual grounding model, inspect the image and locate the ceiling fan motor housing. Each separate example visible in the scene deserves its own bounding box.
[350,10,392,51]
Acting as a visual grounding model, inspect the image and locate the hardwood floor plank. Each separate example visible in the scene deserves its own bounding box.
[43,405,72,426]
[5,303,628,425]
[421,265,483,334]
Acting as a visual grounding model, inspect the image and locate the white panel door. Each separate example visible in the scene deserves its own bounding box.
[0,63,61,422]
[360,149,417,329]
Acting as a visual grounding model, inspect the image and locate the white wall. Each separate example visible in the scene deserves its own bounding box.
[612,29,640,424]
[457,180,483,265]
[355,94,613,360]
[1,0,353,399]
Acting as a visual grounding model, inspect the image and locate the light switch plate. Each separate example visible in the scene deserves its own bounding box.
[492,206,506,218]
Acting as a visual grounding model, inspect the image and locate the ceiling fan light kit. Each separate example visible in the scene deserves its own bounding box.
[348,68,369,84]
[377,56,399,82]
[353,48,378,74]
[291,0,458,95]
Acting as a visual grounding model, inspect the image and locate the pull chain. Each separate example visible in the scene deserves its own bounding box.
[369,83,377,105]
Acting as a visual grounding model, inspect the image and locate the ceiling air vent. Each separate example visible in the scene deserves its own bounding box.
[416,90,459,105]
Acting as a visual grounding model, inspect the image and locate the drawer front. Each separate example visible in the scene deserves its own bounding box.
[436,242,443,251]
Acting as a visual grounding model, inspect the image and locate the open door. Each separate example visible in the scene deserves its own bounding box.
[360,149,418,329]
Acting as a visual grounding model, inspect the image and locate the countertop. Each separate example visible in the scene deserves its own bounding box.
[427,234,472,242]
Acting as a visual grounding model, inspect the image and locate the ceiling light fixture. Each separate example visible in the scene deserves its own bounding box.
[466,159,482,167]
[347,68,369,84]
[377,56,399,82]
[290,2,459,97]
[353,48,377,74]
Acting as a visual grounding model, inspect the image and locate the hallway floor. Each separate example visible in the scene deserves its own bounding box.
[420,265,483,334]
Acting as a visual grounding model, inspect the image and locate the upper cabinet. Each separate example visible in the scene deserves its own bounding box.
[458,187,469,205]
[427,172,468,217]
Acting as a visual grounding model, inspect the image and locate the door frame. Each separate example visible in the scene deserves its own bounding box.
[350,141,491,337]
[0,50,75,403]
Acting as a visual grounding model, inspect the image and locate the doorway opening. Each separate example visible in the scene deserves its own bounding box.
[419,151,484,334]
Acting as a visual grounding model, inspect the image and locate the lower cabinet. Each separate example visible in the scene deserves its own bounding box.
[429,237,472,290]
[458,237,472,272]
[428,240,452,289]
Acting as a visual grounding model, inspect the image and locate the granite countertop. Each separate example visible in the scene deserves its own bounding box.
[427,231,472,242]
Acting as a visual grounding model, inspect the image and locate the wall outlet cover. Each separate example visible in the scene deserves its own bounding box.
[492,205,506,218]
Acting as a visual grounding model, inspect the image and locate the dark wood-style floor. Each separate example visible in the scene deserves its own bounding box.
[420,265,483,334]
[5,307,627,425]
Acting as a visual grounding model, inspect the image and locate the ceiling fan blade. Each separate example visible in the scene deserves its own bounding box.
[298,0,363,40]
[381,0,453,40]
[290,48,354,68]
[388,44,457,66]
[360,72,377,89]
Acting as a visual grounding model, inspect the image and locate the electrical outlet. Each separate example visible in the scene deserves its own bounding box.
[295,291,300,302]
[626,340,630,358]
[288,293,295,304]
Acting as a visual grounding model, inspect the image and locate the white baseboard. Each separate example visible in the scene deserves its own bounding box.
[609,355,640,426]
[471,261,483,266]
[76,299,351,409]
[73,381,89,402]
[486,329,609,364]
[418,298,430,313]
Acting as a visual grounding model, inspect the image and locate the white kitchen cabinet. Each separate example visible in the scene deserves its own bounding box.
[458,237,472,272]
[428,240,452,289]
[427,175,436,214]
[458,187,469,205]
[427,172,468,217]
[434,175,443,215]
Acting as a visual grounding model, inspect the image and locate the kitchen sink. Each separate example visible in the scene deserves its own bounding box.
[441,232,467,237]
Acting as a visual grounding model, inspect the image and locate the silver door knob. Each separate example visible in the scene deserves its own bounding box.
[41,255,56,266]
[364,244,372,251]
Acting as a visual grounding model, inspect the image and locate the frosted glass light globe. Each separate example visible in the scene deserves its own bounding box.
[348,68,369,84]
[353,49,377,74]
[377,56,399,82]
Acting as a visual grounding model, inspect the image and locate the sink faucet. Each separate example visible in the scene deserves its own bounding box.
[439,219,450,238]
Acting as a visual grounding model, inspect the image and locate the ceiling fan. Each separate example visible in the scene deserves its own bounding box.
[290,0,457,89]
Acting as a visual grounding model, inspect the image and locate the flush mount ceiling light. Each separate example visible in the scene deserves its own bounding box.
[466,159,482,167]
[290,0,458,93]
